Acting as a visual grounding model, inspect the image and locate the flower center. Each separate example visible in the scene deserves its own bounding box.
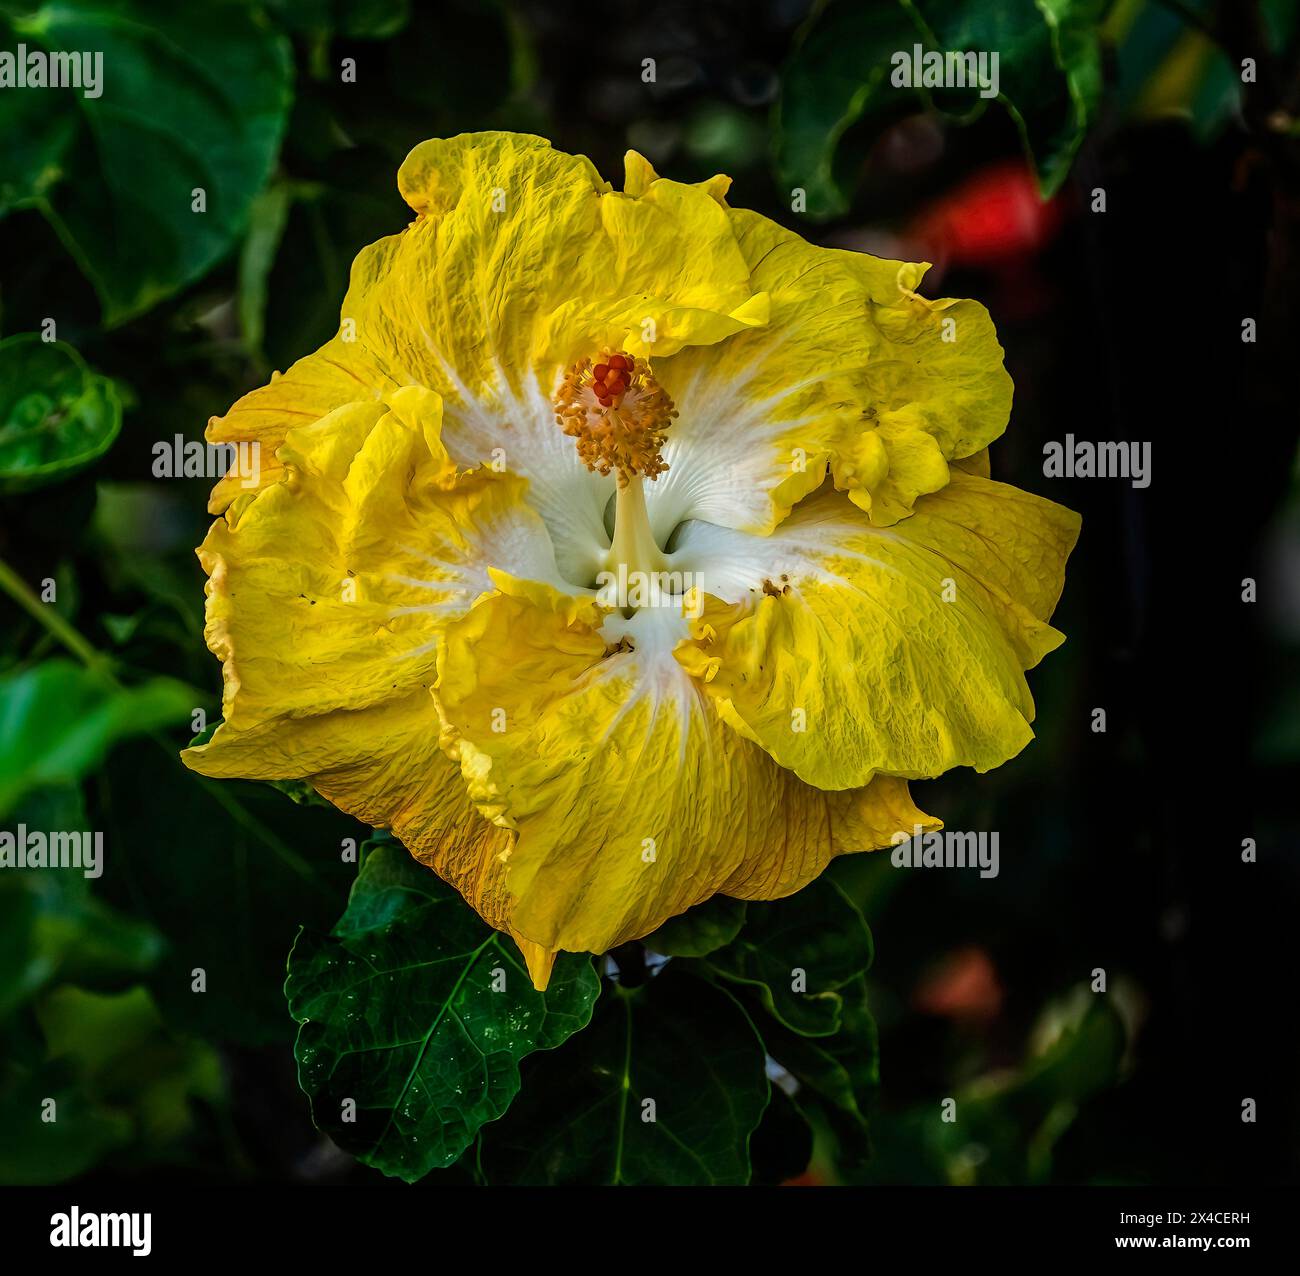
[555,351,681,595]
[554,351,676,487]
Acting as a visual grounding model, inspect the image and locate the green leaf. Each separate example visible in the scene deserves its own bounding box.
[0,83,77,212]
[763,974,879,1166]
[775,0,1107,217]
[0,871,163,1020]
[0,660,191,820]
[1021,984,1126,1106]
[904,0,1107,197]
[0,887,42,1018]
[0,1057,132,1185]
[1113,0,1298,143]
[705,877,874,1036]
[6,876,162,1011]
[774,0,920,218]
[265,0,413,39]
[0,774,161,1027]
[859,987,1126,1185]
[643,894,746,957]
[237,180,293,363]
[36,985,224,1146]
[0,782,163,1021]
[0,1,293,324]
[479,969,770,1185]
[285,840,600,1182]
[258,169,403,372]
[0,984,223,1184]
[263,776,334,808]
[97,737,361,1045]
[0,335,122,494]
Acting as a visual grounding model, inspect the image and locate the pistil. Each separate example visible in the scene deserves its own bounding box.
[554,349,680,595]
[606,473,669,577]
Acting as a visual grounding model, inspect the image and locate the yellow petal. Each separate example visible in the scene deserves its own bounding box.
[205,335,389,513]
[592,174,763,357]
[644,209,873,539]
[622,149,730,204]
[381,131,766,383]
[183,686,561,983]
[842,422,950,523]
[826,774,942,852]
[196,393,566,731]
[953,446,991,478]
[830,258,1013,525]
[676,473,1080,789]
[434,582,936,957]
[344,132,776,584]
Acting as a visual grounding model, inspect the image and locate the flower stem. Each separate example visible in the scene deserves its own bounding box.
[0,554,108,673]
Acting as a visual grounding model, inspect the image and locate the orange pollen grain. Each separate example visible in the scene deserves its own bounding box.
[553,350,678,486]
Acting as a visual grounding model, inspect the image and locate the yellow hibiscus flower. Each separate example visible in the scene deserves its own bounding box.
[183,132,1079,991]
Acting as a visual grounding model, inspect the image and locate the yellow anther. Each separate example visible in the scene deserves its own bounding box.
[554,350,677,487]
